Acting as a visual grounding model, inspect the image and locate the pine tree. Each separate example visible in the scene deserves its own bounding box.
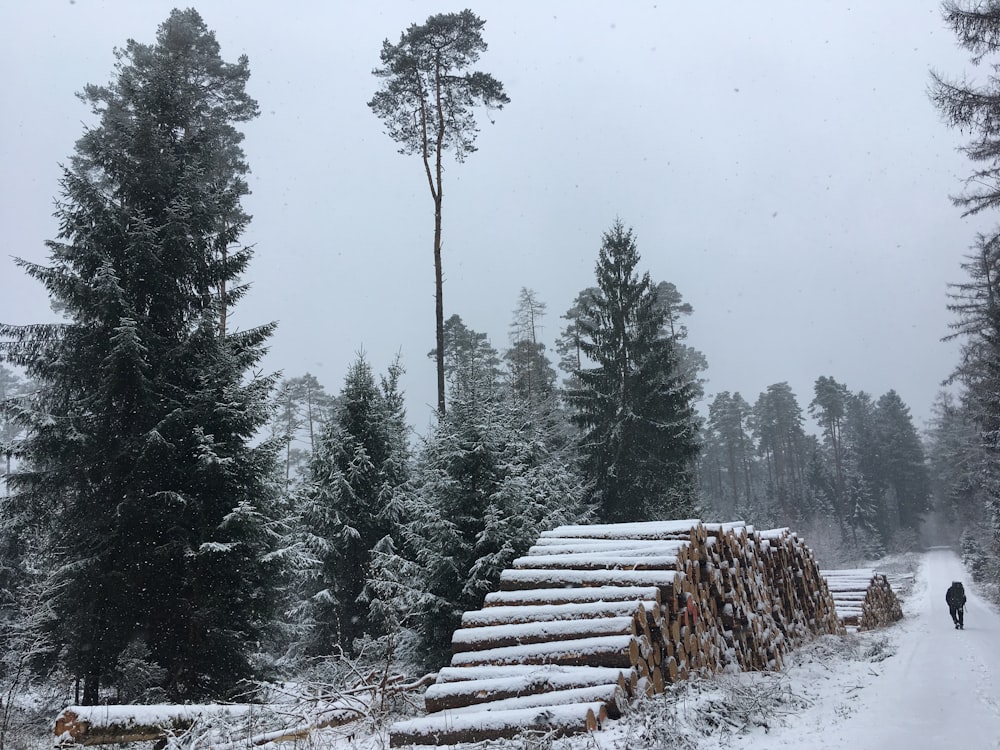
[294,355,409,656]
[750,383,809,524]
[700,391,756,516]
[0,10,277,702]
[437,314,502,389]
[810,376,850,496]
[653,281,708,403]
[271,374,336,493]
[369,10,509,416]
[505,288,557,406]
[566,221,700,522]
[556,287,600,394]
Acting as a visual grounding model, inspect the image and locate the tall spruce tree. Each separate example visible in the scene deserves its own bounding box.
[0,10,277,702]
[566,221,700,522]
[294,355,409,656]
[932,2,1000,565]
[842,391,887,544]
[944,233,1000,543]
[874,390,932,533]
[925,390,998,578]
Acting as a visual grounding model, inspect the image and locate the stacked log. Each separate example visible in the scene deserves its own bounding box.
[824,568,903,631]
[757,529,844,648]
[389,520,844,747]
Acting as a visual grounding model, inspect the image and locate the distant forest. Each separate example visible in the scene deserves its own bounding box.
[0,3,998,723]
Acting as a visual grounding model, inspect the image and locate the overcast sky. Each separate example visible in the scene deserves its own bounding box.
[1,0,993,433]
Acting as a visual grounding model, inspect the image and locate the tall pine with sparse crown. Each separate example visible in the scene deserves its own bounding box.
[0,9,278,703]
[566,221,700,522]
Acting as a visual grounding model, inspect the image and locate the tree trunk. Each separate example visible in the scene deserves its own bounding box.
[434,193,445,416]
[217,219,229,339]
[82,672,99,706]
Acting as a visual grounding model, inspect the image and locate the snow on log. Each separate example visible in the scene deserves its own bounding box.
[442,684,626,718]
[539,521,702,540]
[499,568,684,591]
[450,634,643,669]
[461,599,660,628]
[434,664,631,685]
[55,705,256,746]
[511,553,683,570]
[425,668,632,712]
[452,616,641,653]
[483,585,662,607]
[526,539,688,556]
[388,702,607,746]
[54,703,367,748]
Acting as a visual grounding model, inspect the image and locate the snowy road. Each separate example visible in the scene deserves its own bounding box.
[728,548,1000,749]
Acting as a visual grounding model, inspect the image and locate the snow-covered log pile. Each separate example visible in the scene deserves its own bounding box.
[824,568,903,631]
[389,520,844,747]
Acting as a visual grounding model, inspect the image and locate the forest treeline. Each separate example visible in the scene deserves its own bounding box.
[0,2,998,722]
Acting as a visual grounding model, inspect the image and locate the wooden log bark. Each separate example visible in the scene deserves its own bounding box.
[462,600,660,628]
[451,617,640,654]
[440,684,625,719]
[389,702,606,746]
[425,670,632,713]
[512,553,682,571]
[54,705,278,747]
[483,585,662,608]
[450,635,644,669]
[498,568,683,592]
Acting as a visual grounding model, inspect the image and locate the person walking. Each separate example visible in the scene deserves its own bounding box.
[946,581,966,629]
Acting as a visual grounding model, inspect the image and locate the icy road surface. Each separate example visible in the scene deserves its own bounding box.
[728,548,1000,750]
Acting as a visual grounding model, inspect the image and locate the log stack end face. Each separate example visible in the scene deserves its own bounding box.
[825,569,903,632]
[54,710,83,745]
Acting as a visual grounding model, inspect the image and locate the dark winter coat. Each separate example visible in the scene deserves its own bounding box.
[946,582,967,609]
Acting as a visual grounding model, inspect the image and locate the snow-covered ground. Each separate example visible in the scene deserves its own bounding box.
[716,547,1000,750]
[316,547,1000,749]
